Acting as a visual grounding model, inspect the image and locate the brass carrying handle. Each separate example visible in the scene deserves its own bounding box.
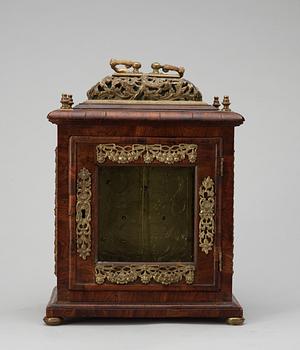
[110,59,142,74]
[151,62,185,78]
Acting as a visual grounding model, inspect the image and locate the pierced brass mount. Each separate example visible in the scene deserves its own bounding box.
[76,168,92,260]
[58,62,234,109]
[199,176,215,254]
[96,143,198,164]
[87,59,202,101]
[95,264,195,285]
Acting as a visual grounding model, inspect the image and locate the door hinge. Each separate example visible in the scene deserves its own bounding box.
[220,157,224,177]
[218,251,223,271]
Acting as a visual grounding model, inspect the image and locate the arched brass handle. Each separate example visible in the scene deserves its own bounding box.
[110,59,142,74]
[151,62,185,77]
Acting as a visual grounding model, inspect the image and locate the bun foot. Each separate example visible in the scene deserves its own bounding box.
[226,317,245,325]
[43,316,64,326]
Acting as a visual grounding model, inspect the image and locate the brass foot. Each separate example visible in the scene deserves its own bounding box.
[226,317,245,326]
[43,316,64,326]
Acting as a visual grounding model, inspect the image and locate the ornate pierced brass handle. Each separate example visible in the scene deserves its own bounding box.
[151,62,185,77]
[110,59,142,74]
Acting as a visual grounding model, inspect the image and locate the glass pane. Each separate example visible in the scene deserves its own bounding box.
[98,166,194,262]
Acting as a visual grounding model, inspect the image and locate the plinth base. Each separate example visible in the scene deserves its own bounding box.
[44,287,244,325]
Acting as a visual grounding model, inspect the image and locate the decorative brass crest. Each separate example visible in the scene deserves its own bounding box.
[87,59,202,101]
[76,168,92,260]
[95,264,195,285]
[96,143,197,164]
[199,176,215,254]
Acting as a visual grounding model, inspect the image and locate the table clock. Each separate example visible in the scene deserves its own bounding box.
[44,59,245,325]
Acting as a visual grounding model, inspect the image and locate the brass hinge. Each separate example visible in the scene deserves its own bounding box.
[219,157,224,176]
[219,251,223,271]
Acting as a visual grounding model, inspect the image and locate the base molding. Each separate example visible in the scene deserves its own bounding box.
[45,287,243,325]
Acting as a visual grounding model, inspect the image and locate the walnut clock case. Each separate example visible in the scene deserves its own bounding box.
[44,59,245,326]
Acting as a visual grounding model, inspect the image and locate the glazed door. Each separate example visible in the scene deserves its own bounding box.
[97,165,194,262]
[69,136,222,291]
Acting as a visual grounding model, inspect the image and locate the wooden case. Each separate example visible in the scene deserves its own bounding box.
[44,61,245,325]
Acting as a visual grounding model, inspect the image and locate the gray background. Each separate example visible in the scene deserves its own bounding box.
[1,0,300,349]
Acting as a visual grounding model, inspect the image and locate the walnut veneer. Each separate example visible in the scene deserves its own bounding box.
[44,102,245,325]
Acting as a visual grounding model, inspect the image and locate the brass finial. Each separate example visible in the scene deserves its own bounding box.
[222,96,231,112]
[60,94,73,109]
[213,96,220,110]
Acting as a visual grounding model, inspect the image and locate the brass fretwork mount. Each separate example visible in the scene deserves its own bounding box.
[58,59,233,109]
[86,59,201,101]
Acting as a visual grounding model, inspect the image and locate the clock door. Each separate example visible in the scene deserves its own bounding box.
[69,136,222,291]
